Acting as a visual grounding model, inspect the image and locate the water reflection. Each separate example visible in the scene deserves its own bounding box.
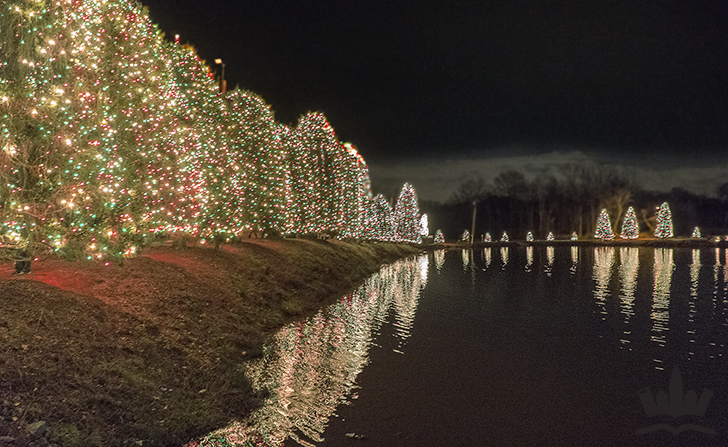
[192,255,429,446]
[545,246,554,276]
[652,248,674,370]
[593,247,615,320]
[483,248,492,270]
[570,246,578,275]
[500,247,509,269]
[618,247,639,348]
[525,246,533,272]
[462,249,470,271]
[688,249,700,361]
[433,250,445,273]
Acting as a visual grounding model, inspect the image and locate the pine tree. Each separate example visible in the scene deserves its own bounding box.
[620,206,639,239]
[393,183,421,243]
[433,229,445,244]
[571,232,578,241]
[547,232,554,241]
[654,202,673,238]
[595,209,615,240]
[461,229,471,242]
[692,227,701,238]
[484,232,492,242]
[501,232,509,242]
[526,232,534,242]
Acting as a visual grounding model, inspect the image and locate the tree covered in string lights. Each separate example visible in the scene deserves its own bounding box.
[461,229,470,242]
[620,206,639,239]
[393,183,421,243]
[526,232,533,242]
[547,232,554,241]
[692,227,701,238]
[654,202,673,238]
[0,0,414,257]
[595,209,615,240]
[433,229,444,244]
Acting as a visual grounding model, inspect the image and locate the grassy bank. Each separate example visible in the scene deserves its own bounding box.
[0,240,419,446]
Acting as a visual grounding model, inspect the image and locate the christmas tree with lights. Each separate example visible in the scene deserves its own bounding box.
[393,183,421,243]
[654,202,673,238]
[461,229,471,242]
[501,232,509,242]
[595,209,615,240]
[547,232,554,241]
[526,232,534,242]
[620,206,639,239]
[692,227,701,238]
[433,229,444,244]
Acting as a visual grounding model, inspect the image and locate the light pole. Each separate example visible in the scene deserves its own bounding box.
[215,58,226,93]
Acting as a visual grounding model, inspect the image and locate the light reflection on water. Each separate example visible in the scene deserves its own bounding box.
[593,247,615,320]
[192,255,429,447]
[191,247,728,446]
[618,247,638,348]
[651,248,673,370]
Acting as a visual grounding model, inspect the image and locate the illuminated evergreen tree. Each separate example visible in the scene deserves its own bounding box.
[526,232,534,242]
[547,232,554,241]
[484,232,491,242]
[393,183,420,243]
[433,229,444,244]
[692,227,701,238]
[461,229,470,242]
[500,232,509,242]
[419,214,429,237]
[654,202,673,238]
[595,209,615,240]
[571,232,578,241]
[620,206,639,239]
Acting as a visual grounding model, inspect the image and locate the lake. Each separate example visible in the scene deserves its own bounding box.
[192,246,728,446]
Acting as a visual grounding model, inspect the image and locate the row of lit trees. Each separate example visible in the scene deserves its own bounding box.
[0,0,421,259]
[446,201,711,243]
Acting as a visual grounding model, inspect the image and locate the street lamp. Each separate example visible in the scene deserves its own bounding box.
[215,58,226,93]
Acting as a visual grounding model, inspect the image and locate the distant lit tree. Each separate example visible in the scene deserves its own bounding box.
[547,232,554,241]
[433,229,445,244]
[526,232,534,242]
[501,232,509,242]
[692,227,701,238]
[461,229,470,242]
[620,206,639,239]
[595,209,615,240]
[654,202,673,238]
[393,183,421,243]
[484,232,491,242]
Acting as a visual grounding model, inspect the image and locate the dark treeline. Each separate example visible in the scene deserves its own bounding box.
[421,165,728,241]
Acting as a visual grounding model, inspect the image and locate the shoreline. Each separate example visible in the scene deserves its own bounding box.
[0,240,419,447]
[421,238,728,250]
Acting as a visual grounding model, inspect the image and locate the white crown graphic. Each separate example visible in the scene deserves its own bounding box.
[638,366,712,418]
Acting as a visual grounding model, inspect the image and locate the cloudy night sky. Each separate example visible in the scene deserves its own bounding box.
[141,0,728,202]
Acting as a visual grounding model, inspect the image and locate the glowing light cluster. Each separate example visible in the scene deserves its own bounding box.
[0,0,422,257]
[595,209,615,241]
[654,202,673,238]
[433,229,444,244]
[620,206,639,239]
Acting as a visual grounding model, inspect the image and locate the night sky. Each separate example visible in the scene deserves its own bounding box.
[140,0,728,201]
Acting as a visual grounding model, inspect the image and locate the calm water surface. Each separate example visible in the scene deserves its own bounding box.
[193,247,728,447]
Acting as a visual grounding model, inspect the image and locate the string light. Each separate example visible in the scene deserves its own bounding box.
[595,209,615,241]
[433,229,444,244]
[620,206,639,239]
[654,202,673,238]
[0,1,421,255]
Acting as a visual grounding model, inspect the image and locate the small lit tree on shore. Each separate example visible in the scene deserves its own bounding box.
[595,209,615,240]
[433,229,445,244]
[620,206,639,239]
[654,202,673,238]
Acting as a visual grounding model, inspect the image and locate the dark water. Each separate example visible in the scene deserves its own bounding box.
[193,247,728,447]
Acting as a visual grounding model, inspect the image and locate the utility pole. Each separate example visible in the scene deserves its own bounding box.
[215,58,226,93]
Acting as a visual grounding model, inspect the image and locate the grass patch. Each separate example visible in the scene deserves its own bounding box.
[0,240,418,446]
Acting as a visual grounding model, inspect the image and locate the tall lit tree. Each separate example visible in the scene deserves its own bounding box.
[620,206,639,239]
[654,202,673,238]
[595,209,615,240]
[393,183,421,243]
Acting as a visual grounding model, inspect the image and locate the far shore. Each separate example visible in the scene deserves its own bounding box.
[421,237,728,250]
